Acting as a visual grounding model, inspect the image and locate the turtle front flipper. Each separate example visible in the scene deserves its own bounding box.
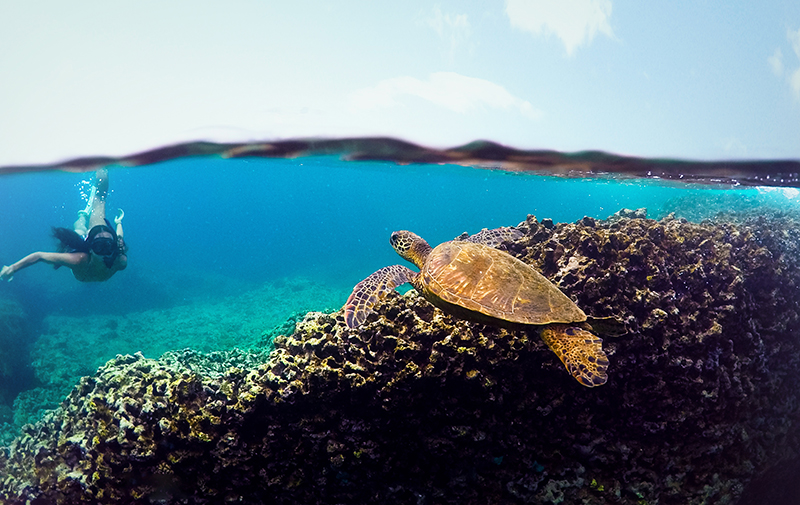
[344,265,417,328]
[539,324,609,387]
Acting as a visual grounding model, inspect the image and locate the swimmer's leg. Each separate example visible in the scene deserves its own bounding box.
[88,169,109,228]
[73,176,101,234]
[73,210,89,235]
[82,184,96,215]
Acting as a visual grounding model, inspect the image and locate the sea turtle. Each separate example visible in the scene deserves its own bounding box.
[344,229,613,387]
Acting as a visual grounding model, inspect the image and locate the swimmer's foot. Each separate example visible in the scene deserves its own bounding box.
[0,265,14,282]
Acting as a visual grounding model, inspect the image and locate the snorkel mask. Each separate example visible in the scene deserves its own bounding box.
[90,235,116,256]
[86,220,120,267]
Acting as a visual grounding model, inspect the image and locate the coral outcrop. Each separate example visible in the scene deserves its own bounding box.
[0,296,32,445]
[1,213,799,504]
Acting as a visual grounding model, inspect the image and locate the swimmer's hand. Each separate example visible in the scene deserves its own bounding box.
[114,208,125,225]
[0,265,13,282]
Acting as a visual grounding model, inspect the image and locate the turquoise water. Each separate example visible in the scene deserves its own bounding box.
[5,155,791,295]
[1,154,799,441]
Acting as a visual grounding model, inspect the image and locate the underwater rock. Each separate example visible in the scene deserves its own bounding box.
[605,207,648,223]
[0,299,23,388]
[0,296,30,446]
[2,213,800,504]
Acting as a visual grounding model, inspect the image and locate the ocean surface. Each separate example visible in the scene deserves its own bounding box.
[2,146,800,502]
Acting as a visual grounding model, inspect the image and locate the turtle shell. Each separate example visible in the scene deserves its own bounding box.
[419,241,587,325]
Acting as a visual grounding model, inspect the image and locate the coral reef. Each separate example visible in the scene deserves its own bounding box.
[2,213,800,504]
[655,189,800,222]
[2,276,343,439]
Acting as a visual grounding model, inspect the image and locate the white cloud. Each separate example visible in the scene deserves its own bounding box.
[791,67,800,101]
[505,0,614,56]
[349,72,543,120]
[769,48,784,76]
[790,27,800,59]
[422,6,472,64]
[721,137,748,156]
[783,28,800,102]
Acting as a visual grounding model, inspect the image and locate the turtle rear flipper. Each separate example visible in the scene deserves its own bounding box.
[459,226,524,248]
[344,265,417,328]
[540,324,609,387]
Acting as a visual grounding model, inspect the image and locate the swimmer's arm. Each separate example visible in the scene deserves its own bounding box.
[115,208,124,239]
[1,252,87,281]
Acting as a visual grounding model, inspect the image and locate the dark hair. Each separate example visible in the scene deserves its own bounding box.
[52,227,90,253]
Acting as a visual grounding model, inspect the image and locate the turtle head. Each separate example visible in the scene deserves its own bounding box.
[390,230,432,268]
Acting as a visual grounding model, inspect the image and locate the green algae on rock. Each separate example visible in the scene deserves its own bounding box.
[2,213,800,505]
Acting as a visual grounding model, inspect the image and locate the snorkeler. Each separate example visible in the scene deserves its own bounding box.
[0,168,128,282]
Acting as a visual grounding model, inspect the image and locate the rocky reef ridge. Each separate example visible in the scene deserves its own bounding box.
[1,212,799,504]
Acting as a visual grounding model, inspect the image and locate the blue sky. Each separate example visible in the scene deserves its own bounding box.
[1,0,799,166]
